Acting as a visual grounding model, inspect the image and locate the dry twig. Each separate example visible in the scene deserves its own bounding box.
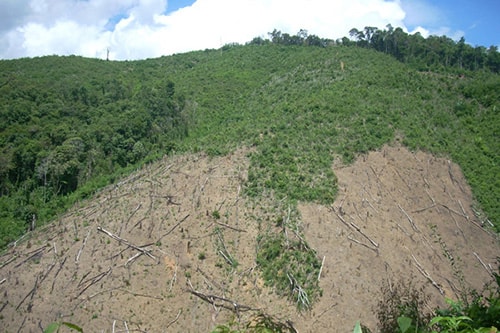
[75,228,91,263]
[187,285,255,315]
[411,254,444,295]
[473,252,494,277]
[97,226,156,260]
[317,256,326,281]
[156,214,190,243]
[398,204,419,232]
[165,309,182,329]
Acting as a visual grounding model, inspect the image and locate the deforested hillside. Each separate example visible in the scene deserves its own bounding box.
[0,145,498,332]
[0,38,499,332]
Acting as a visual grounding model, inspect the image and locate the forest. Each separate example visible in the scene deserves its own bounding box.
[0,26,498,249]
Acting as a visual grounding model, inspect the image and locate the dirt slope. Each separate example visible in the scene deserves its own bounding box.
[0,145,498,333]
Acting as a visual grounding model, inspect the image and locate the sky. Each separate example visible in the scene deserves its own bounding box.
[0,0,498,61]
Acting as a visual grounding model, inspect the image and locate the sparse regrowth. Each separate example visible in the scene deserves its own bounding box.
[256,206,322,310]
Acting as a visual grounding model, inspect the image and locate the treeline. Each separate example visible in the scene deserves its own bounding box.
[346,25,500,73]
[247,29,333,48]
[0,57,188,246]
[247,26,500,74]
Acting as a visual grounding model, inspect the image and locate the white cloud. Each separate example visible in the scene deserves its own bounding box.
[0,0,463,60]
[400,0,444,27]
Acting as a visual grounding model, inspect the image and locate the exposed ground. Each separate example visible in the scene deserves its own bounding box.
[1,145,498,333]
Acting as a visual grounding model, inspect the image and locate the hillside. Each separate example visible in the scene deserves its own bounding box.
[0,145,498,332]
[1,43,499,250]
[0,41,499,331]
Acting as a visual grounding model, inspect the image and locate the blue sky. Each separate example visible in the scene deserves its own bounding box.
[402,0,499,47]
[0,0,498,60]
[164,0,197,14]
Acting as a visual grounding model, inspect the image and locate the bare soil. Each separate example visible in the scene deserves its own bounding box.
[0,145,498,333]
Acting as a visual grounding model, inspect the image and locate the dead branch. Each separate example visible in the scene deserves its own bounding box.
[350,221,379,249]
[457,200,469,220]
[16,275,39,311]
[18,316,27,333]
[156,214,190,243]
[14,244,49,268]
[424,188,435,204]
[75,228,91,263]
[411,254,444,295]
[50,257,67,293]
[287,273,310,309]
[413,204,437,213]
[231,184,242,207]
[347,235,378,253]
[0,278,5,285]
[152,195,181,205]
[76,267,112,298]
[169,258,178,292]
[362,197,378,213]
[187,284,256,315]
[125,252,143,267]
[332,206,379,250]
[439,204,469,219]
[72,285,124,310]
[200,177,210,192]
[317,256,326,281]
[0,300,8,312]
[291,229,311,251]
[398,204,419,232]
[125,204,142,229]
[448,209,466,240]
[314,302,338,321]
[0,255,17,269]
[393,167,412,190]
[117,288,164,300]
[473,252,494,277]
[396,222,412,238]
[216,231,236,267]
[196,267,225,291]
[147,192,155,239]
[165,309,182,329]
[213,220,247,232]
[97,226,156,261]
[39,260,57,286]
[129,216,147,232]
[216,198,227,213]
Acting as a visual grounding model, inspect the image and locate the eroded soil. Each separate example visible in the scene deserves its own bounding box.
[0,145,498,333]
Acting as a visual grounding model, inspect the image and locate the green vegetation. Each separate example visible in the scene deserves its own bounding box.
[1,32,499,249]
[256,205,321,310]
[346,25,500,73]
[44,321,83,333]
[365,260,500,333]
[211,312,298,333]
[0,28,499,322]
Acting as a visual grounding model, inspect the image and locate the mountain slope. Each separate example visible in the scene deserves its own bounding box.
[0,145,498,332]
[0,43,499,331]
[1,44,498,250]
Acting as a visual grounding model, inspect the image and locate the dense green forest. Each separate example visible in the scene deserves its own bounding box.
[0,27,499,248]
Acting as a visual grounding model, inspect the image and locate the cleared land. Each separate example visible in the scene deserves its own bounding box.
[0,145,498,332]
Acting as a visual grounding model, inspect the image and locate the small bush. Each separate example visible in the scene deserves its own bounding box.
[376,279,432,333]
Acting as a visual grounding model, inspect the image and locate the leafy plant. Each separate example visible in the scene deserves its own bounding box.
[376,279,432,333]
[256,231,321,310]
[44,321,83,333]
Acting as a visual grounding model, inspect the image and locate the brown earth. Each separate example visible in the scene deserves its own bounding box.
[0,145,498,333]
